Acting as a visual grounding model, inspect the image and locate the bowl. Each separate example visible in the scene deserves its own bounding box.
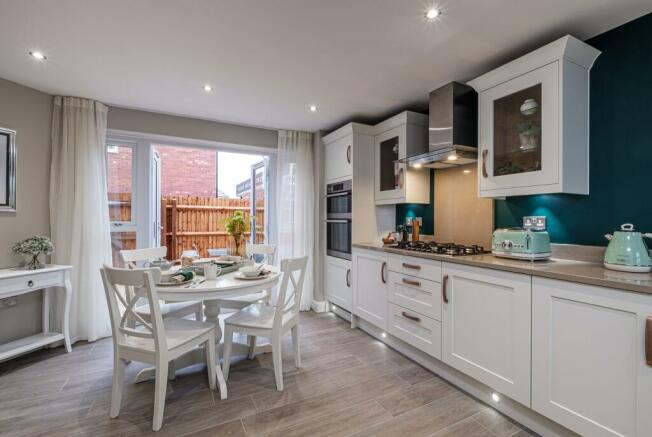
[239,265,262,278]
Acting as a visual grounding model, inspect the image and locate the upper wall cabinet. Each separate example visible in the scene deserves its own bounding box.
[468,35,600,198]
[323,122,375,183]
[374,111,430,205]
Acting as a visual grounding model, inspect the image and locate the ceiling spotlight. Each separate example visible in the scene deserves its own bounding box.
[425,8,441,20]
[202,84,213,92]
[29,51,46,61]
[413,163,423,168]
[463,169,471,174]
[447,154,458,161]
[309,105,318,112]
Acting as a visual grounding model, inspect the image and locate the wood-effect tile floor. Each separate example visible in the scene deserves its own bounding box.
[0,311,538,437]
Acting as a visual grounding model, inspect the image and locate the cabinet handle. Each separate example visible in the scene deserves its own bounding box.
[398,167,404,189]
[346,269,351,287]
[442,274,449,304]
[646,317,652,366]
[402,278,421,287]
[402,262,421,270]
[346,145,351,164]
[381,262,387,284]
[401,311,421,323]
[27,280,34,287]
[481,150,488,178]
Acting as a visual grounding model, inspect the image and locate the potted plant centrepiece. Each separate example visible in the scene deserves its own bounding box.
[12,235,54,270]
[224,211,248,257]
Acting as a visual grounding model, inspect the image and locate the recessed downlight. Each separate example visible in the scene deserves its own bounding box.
[447,154,458,161]
[413,163,423,168]
[309,105,318,112]
[28,51,46,61]
[463,169,471,174]
[202,84,213,92]
[491,392,501,403]
[425,8,441,20]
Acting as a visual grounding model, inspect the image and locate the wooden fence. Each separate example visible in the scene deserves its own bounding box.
[108,193,265,262]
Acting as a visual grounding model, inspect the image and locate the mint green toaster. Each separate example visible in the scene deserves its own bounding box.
[492,228,551,261]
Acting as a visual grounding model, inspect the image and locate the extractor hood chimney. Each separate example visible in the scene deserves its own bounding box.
[400,82,477,168]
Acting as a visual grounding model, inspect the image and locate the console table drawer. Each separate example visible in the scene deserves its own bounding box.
[1,271,64,296]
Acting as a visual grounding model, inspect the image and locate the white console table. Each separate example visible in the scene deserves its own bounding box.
[0,265,73,362]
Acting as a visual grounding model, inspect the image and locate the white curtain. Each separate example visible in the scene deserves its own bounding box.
[276,130,314,311]
[50,96,112,342]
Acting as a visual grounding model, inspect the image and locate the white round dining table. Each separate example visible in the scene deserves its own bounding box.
[133,265,281,399]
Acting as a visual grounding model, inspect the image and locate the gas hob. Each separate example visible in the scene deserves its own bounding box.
[393,241,490,256]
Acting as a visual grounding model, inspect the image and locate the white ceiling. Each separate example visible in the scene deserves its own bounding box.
[0,0,649,132]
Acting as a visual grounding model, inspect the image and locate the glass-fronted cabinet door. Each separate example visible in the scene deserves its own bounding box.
[479,62,559,195]
[374,125,405,202]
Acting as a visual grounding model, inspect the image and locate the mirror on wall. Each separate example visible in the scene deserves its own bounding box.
[0,127,17,212]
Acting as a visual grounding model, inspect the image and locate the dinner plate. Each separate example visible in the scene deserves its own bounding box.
[233,271,271,280]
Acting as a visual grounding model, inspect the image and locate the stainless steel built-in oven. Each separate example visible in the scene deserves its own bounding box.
[326,180,352,260]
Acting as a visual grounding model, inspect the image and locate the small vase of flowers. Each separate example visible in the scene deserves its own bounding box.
[224,211,248,257]
[12,236,54,270]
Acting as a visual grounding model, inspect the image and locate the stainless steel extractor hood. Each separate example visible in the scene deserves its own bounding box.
[400,82,477,169]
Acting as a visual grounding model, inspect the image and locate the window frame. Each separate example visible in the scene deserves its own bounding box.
[106,140,138,232]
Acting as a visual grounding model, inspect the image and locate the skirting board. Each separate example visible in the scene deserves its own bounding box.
[328,305,575,437]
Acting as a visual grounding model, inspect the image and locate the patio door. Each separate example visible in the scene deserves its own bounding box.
[250,160,267,244]
[106,141,137,266]
[151,150,162,247]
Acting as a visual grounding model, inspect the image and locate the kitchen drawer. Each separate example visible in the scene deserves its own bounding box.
[387,254,441,282]
[388,302,441,359]
[388,271,441,321]
[0,271,64,298]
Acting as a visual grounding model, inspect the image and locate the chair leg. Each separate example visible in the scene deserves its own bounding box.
[205,335,217,390]
[291,325,301,368]
[222,325,234,380]
[272,334,284,391]
[247,335,257,359]
[167,361,176,381]
[109,354,126,418]
[153,361,169,432]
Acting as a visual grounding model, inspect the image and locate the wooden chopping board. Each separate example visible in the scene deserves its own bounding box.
[433,164,494,248]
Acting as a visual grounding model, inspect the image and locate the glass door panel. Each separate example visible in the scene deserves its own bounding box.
[379,136,399,192]
[106,142,136,267]
[250,161,266,244]
[493,84,542,176]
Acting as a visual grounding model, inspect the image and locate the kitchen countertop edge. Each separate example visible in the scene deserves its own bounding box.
[353,242,652,295]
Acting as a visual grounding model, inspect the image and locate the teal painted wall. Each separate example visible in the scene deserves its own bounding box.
[495,13,652,246]
[396,170,434,234]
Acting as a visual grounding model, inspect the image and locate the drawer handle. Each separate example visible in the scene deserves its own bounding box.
[402,263,421,270]
[442,274,449,304]
[401,311,421,323]
[647,317,652,366]
[481,149,488,178]
[346,268,351,287]
[381,262,387,284]
[27,280,34,287]
[402,278,421,287]
[346,145,352,164]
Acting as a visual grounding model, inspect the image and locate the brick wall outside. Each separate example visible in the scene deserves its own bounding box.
[107,145,133,193]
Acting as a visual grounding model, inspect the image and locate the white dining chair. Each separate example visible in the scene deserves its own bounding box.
[222,256,307,391]
[120,247,203,322]
[100,265,221,431]
[218,244,276,310]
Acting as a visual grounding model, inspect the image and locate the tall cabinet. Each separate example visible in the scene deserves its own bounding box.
[468,35,600,197]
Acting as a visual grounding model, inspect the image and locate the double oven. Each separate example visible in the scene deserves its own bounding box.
[326,180,352,260]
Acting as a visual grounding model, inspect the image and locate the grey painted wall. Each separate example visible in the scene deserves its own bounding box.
[0,78,53,343]
[107,107,278,149]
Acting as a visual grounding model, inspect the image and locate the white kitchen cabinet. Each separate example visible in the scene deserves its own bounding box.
[388,272,441,322]
[325,256,352,312]
[532,277,652,437]
[388,302,441,359]
[468,35,600,197]
[323,122,375,183]
[374,111,430,205]
[352,249,388,330]
[441,262,532,406]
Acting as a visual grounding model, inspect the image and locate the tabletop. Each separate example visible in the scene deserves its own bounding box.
[156,264,281,302]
